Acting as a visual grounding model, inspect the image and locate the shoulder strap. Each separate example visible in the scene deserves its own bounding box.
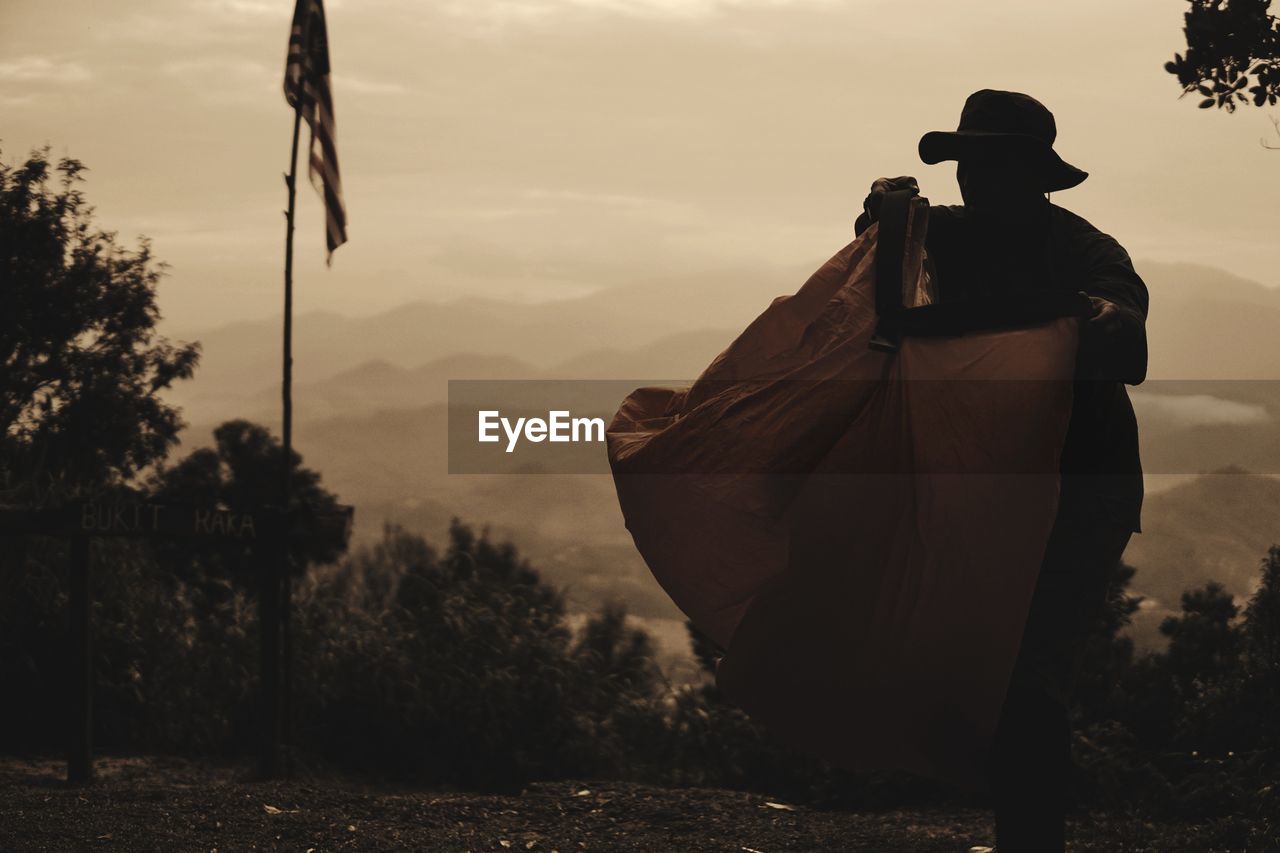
[868,189,916,353]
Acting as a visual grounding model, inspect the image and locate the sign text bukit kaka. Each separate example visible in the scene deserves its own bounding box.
[78,502,260,539]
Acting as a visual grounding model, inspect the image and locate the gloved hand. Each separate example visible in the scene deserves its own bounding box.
[854,175,920,235]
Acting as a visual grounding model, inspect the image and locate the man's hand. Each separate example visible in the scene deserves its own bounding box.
[1079,295,1123,339]
[855,176,920,235]
[1076,293,1146,384]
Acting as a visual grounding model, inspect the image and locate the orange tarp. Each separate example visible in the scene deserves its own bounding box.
[606,215,1079,786]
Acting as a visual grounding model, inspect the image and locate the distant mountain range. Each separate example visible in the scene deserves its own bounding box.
[1144,262,1280,380]
[1125,469,1280,647]
[167,258,1280,422]
[167,258,1280,665]
[167,265,793,396]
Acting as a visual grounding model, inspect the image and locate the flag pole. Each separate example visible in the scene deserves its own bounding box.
[264,86,305,780]
[273,0,343,776]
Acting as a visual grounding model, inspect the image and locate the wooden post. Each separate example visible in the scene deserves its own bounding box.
[258,548,282,778]
[67,536,92,785]
[281,566,293,773]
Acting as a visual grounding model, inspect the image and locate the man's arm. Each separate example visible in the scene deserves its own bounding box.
[1069,218,1149,386]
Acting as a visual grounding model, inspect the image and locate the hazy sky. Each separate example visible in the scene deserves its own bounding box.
[3,0,1277,331]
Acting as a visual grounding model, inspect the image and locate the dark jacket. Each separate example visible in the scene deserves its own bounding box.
[923,203,1148,533]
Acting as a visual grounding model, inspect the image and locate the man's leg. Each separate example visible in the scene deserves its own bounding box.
[989,511,1133,853]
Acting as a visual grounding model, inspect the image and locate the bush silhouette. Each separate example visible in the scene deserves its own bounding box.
[291,520,670,790]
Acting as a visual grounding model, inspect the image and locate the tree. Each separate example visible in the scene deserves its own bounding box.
[1241,546,1280,720]
[1160,581,1242,695]
[1242,546,1280,674]
[0,148,199,499]
[1073,562,1144,727]
[0,147,200,751]
[147,419,348,595]
[573,601,662,696]
[1156,581,1245,751]
[1166,0,1280,112]
[378,520,592,787]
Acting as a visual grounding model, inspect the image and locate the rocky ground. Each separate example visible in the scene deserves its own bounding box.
[0,756,1267,851]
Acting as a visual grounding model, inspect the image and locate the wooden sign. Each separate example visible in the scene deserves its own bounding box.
[0,501,352,544]
[1,499,354,786]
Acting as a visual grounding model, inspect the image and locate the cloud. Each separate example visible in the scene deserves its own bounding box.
[437,0,837,25]
[159,57,404,101]
[92,0,305,45]
[162,57,270,78]
[522,188,666,206]
[0,93,39,108]
[340,75,410,96]
[520,187,702,222]
[190,0,358,26]
[1131,392,1273,429]
[157,56,276,103]
[193,0,291,20]
[93,12,247,45]
[0,56,91,84]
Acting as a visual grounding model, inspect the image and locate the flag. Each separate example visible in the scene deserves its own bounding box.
[284,0,347,262]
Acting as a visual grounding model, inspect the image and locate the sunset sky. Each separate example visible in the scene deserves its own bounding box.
[2,0,1277,332]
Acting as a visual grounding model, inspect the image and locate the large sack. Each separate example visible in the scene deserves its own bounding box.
[605,202,1081,786]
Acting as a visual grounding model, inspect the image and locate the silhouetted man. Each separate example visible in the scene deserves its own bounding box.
[858,89,1148,853]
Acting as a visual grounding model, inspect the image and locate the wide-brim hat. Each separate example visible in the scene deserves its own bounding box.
[918,89,1088,193]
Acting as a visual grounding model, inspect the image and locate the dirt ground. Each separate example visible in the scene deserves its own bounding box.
[0,756,1266,852]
